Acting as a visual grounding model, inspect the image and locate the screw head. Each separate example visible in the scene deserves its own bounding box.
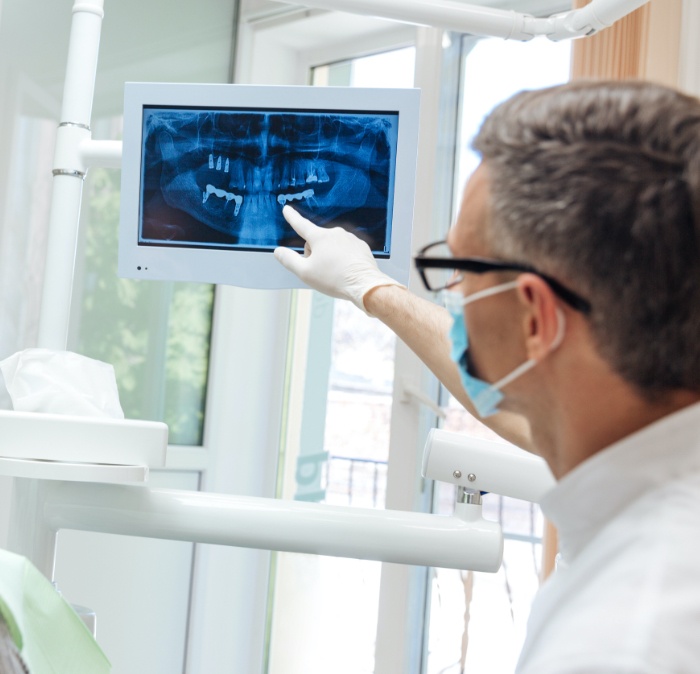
[467,473,476,482]
[452,469,462,479]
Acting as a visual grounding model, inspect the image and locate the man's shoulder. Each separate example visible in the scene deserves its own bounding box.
[518,475,700,673]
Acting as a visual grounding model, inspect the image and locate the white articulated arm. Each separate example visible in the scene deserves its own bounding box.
[40,481,504,573]
[545,0,652,41]
[422,429,556,503]
[282,0,651,41]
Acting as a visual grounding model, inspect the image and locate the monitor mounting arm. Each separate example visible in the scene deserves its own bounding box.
[278,0,652,41]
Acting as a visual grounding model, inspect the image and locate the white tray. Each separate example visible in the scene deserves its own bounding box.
[0,456,149,483]
[0,410,168,468]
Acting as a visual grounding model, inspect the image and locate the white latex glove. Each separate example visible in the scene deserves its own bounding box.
[274,205,405,313]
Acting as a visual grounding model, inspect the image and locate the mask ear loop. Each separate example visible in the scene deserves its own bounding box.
[479,308,567,397]
[441,280,520,312]
[551,308,566,351]
[487,358,537,394]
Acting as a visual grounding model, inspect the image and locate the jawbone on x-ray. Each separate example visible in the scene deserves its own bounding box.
[140,108,398,253]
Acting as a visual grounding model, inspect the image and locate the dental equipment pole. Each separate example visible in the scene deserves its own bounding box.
[9,0,120,577]
[282,0,652,41]
[9,479,58,582]
[37,0,121,351]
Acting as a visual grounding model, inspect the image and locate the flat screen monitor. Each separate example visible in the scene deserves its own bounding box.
[118,82,420,289]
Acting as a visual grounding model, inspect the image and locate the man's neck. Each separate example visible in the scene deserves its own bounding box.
[532,383,700,480]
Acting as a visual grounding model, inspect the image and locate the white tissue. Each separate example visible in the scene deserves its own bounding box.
[0,349,124,418]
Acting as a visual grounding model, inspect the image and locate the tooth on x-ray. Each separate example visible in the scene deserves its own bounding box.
[141,108,395,248]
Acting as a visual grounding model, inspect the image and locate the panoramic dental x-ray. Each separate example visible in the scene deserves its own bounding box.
[140,107,397,254]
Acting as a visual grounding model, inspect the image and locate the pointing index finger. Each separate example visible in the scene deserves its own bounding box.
[282,205,321,244]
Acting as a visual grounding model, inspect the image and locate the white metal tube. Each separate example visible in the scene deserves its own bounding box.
[60,1,104,124]
[44,483,503,572]
[283,0,651,40]
[8,479,57,580]
[292,0,532,40]
[37,175,86,349]
[577,0,650,29]
[79,140,122,169]
[545,0,650,40]
[37,0,105,349]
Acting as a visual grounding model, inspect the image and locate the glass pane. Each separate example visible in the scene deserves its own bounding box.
[324,299,395,508]
[0,114,56,357]
[267,46,416,674]
[454,36,572,215]
[313,48,416,89]
[0,1,73,359]
[425,34,571,674]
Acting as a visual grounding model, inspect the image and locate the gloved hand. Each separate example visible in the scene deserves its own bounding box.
[274,205,405,313]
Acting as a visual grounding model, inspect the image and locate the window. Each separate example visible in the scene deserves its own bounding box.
[265,47,417,674]
[425,34,571,674]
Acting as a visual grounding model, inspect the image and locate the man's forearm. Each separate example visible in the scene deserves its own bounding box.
[364,284,533,452]
[273,206,533,450]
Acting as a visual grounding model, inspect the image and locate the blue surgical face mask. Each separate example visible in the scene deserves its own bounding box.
[444,281,564,418]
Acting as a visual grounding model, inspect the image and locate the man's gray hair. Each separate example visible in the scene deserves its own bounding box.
[473,80,700,397]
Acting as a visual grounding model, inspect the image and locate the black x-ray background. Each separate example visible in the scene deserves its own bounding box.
[138,107,397,254]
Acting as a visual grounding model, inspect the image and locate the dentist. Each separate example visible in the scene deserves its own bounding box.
[275,80,700,673]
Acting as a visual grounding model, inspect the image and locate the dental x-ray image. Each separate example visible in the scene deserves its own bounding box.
[139,107,399,254]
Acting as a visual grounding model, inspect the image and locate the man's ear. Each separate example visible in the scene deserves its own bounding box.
[516,273,565,361]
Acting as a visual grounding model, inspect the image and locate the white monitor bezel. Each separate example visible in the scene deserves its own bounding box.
[118,82,420,289]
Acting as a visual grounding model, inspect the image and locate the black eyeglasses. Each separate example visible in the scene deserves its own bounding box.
[414,240,592,314]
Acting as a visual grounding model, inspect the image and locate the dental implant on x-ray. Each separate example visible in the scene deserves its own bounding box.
[139,109,396,251]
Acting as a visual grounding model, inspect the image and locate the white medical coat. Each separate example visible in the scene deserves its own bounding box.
[516,402,700,674]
